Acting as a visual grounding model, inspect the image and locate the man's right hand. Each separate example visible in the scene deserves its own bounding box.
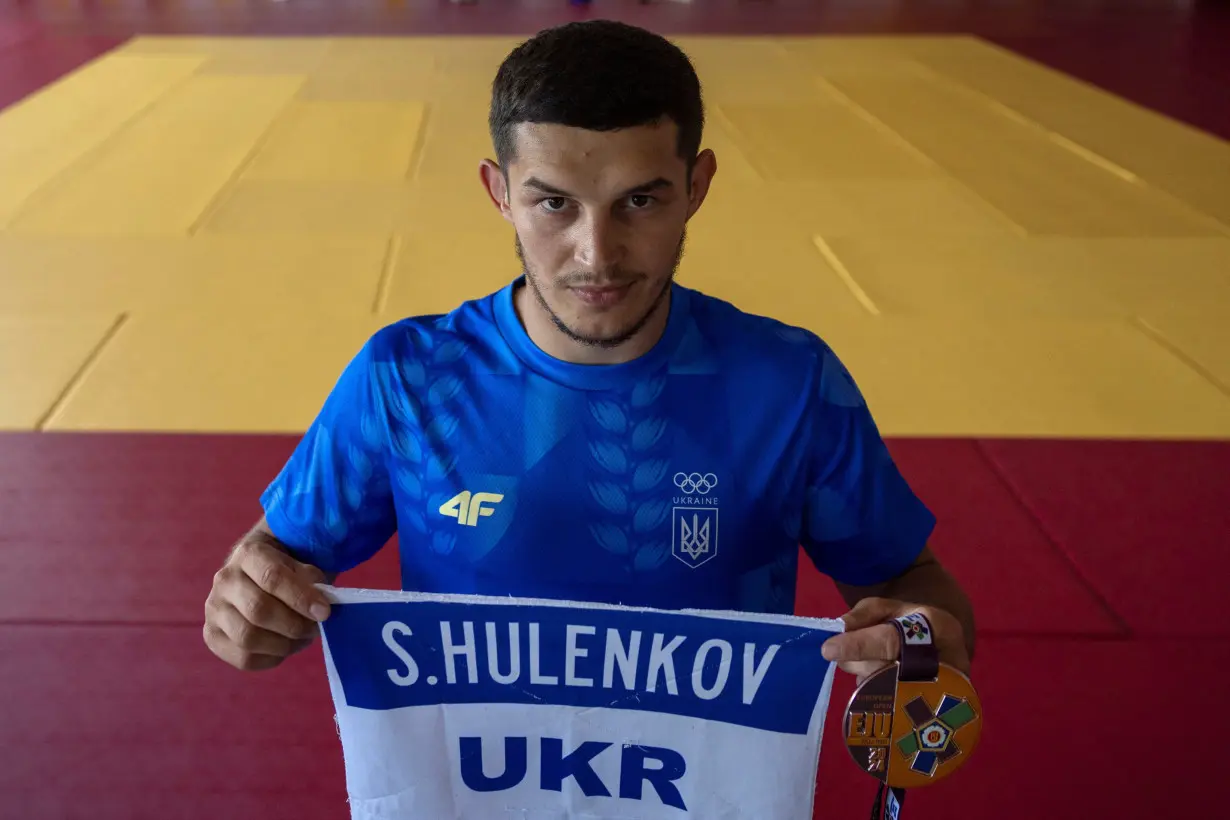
[203,534,333,671]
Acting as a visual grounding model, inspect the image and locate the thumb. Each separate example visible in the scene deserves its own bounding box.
[839,597,905,632]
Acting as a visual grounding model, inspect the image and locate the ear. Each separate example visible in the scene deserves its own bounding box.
[685,148,717,221]
[479,159,513,222]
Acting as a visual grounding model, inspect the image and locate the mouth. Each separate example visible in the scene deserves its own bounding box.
[569,282,634,308]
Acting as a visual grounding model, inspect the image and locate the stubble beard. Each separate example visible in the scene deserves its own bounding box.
[514,231,686,350]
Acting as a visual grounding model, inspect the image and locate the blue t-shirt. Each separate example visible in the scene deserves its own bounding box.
[261,280,934,615]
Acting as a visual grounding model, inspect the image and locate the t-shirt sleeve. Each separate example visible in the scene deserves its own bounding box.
[260,335,398,575]
[798,346,935,587]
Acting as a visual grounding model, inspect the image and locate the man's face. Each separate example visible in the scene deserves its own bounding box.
[483,120,714,350]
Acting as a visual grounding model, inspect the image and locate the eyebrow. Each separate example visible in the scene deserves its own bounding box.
[522,176,674,199]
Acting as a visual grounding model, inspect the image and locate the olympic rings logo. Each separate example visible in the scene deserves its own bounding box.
[673,472,718,495]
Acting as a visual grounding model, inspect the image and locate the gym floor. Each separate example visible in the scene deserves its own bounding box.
[2,2,1228,818]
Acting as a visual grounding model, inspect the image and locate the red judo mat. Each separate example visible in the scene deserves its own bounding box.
[3,431,1229,818]
[978,439,1230,637]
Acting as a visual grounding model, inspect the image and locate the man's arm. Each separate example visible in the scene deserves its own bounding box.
[796,343,974,677]
[834,545,975,661]
[257,331,399,577]
[204,330,400,671]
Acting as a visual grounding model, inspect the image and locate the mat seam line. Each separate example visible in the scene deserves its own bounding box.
[811,67,1030,238]
[706,102,770,181]
[812,236,879,316]
[970,439,1135,638]
[34,312,129,431]
[372,234,401,315]
[405,97,432,180]
[0,54,204,229]
[1131,316,1230,400]
[186,75,306,236]
[915,49,1230,236]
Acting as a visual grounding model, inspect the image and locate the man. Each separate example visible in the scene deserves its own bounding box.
[203,21,974,685]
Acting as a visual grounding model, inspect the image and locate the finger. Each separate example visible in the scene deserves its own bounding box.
[225,572,320,641]
[838,597,906,631]
[237,543,331,622]
[821,623,900,665]
[287,636,315,656]
[203,621,286,672]
[838,659,893,684]
[290,556,328,586]
[211,599,302,657]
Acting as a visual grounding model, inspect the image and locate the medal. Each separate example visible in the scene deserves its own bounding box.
[843,613,982,819]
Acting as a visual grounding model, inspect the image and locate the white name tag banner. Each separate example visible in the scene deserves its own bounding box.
[318,587,844,819]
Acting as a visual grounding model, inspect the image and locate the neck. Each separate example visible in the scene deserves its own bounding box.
[513,281,671,366]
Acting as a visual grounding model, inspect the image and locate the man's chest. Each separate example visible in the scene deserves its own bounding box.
[383,373,810,606]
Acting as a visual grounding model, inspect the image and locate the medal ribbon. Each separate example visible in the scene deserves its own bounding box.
[869,613,939,820]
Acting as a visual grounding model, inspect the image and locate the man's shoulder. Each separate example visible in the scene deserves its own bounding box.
[683,286,837,373]
[365,289,503,363]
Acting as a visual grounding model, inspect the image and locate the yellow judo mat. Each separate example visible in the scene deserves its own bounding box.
[1,35,1228,438]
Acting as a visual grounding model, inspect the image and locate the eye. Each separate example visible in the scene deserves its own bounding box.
[627,194,654,209]
[540,197,569,213]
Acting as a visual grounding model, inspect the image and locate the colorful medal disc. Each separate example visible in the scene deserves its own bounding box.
[843,660,982,789]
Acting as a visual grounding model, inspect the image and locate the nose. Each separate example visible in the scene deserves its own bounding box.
[573,211,625,272]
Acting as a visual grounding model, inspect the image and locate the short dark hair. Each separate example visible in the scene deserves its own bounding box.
[489,21,704,170]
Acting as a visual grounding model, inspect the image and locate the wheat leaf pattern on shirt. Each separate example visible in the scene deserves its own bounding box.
[589,482,629,516]
[413,339,472,553]
[387,336,470,542]
[589,522,630,556]
[587,375,671,573]
[588,399,627,435]
[589,440,628,476]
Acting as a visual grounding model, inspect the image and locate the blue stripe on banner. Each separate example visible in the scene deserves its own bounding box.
[322,601,839,735]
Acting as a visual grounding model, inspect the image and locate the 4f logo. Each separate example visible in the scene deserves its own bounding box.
[439,491,503,527]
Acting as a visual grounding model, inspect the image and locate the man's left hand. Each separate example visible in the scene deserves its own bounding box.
[821,597,970,682]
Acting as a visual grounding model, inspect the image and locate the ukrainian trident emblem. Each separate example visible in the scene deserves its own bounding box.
[671,507,718,568]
